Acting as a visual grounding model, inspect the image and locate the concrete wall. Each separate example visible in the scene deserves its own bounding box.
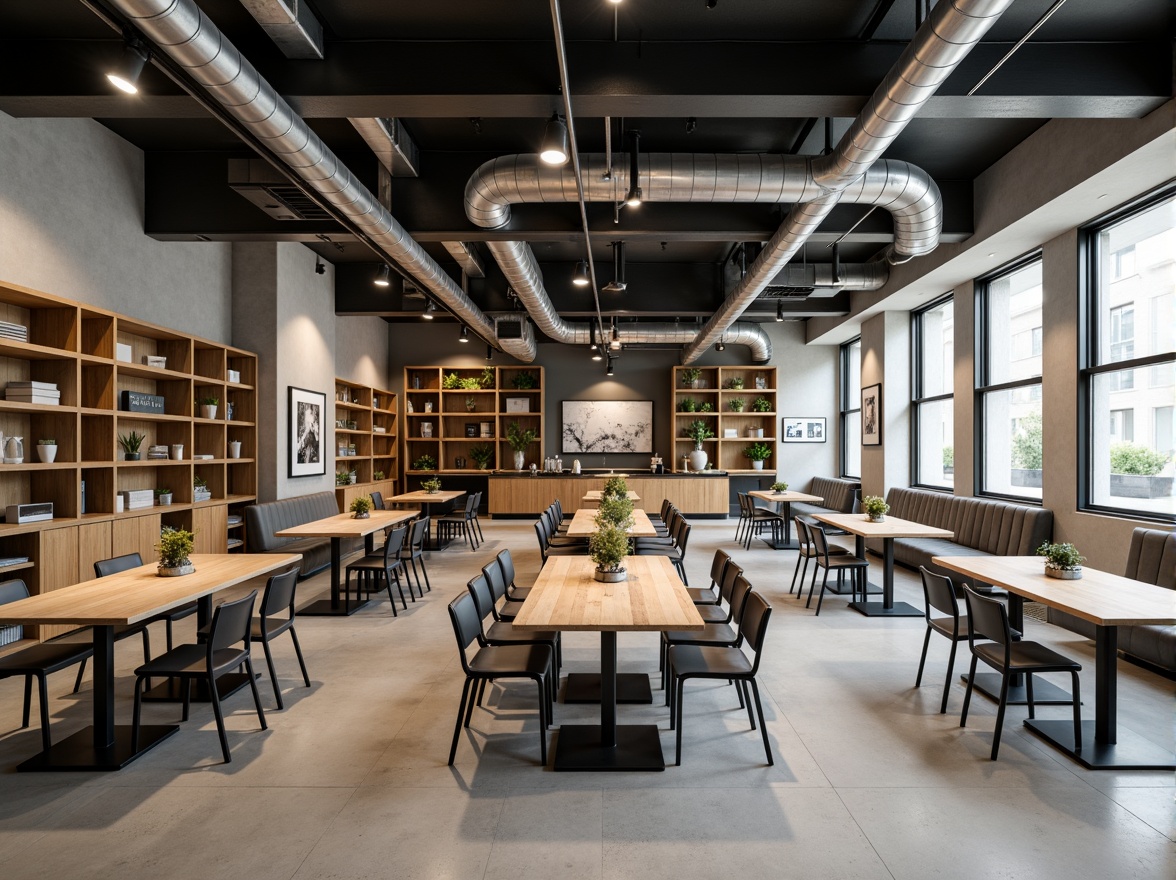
[0,113,231,342]
[859,311,911,499]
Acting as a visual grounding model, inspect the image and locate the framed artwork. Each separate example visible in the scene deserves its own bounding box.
[505,397,530,413]
[862,383,882,446]
[561,400,653,453]
[288,386,326,477]
[782,417,826,443]
[755,376,767,390]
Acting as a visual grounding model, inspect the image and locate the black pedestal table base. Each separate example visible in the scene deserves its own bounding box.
[17,724,177,772]
[563,672,652,704]
[553,724,666,771]
[1023,720,1175,770]
[849,600,923,617]
[299,597,371,617]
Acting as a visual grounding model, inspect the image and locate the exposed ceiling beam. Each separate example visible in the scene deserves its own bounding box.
[238,0,324,60]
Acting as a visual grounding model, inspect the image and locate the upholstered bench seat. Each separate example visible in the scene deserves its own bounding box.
[244,492,361,578]
[792,477,861,521]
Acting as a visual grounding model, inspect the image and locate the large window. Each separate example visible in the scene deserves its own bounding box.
[977,256,1043,500]
[913,295,954,489]
[1082,188,1176,521]
[840,337,861,478]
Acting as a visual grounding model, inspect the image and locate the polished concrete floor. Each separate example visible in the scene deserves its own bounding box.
[1,519,1173,879]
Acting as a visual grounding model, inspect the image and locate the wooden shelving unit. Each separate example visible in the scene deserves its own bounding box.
[333,378,397,510]
[402,366,544,476]
[0,280,259,640]
[671,365,778,474]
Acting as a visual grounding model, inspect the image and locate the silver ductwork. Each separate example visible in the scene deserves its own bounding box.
[771,262,891,290]
[108,0,527,360]
[680,0,1015,362]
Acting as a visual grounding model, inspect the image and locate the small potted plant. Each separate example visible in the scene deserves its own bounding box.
[590,522,630,583]
[684,419,713,472]
[412,454,437,471]
[350,495,372,519]
[743,442,772,470]
[118,431,145,461]
[336,471,351,487]
[348,469,357,484]
[442,372,463,390]
[1037,541,1085,580]
[421,477,442,494]
[481,366,496,388]
[681,367,703,389]
[751,396,773,413]
[156,527,195,577]
[698,401,714,413]
[596,495,634,530]
[862,495,890,522]
[36,438,57,463]
[770,481,789,494]
[506,421,538,470]
[729,397,746,413]
[726,376,745,390]
[374,470,385,481]
[197,396,219,419]
[470,444,494,470]
[511,371,536,390]
[602,476,629,500]
[465,395,478,412]
[678,397,697,413]
[154,487,173,506]
[193,475,211,502]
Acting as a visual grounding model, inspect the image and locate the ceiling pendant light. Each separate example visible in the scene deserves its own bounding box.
[422,300,435,319]
[609,321,622,351]
[373,263,392,287]
[624,131,643,207]
[459,325,469,342]
[715,339,725,351]
[572,260,590,286]
[106,38,150,95]
[602,241,627,293]
[589,321,599,351]
[606,355,615,376]
[776,300,785,322]
[539,113,570,166]
[485,344,494,362]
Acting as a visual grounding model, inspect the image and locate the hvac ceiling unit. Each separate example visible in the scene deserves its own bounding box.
[227,159,333,221]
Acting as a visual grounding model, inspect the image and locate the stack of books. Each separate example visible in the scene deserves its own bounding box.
[5,380,60,405]
[147,445,169,460]
[0,320,28,342]
[193,488,212,502]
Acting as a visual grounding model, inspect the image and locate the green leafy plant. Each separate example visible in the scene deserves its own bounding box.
[751,396,772,413]
[196,396,219,406]
[729,397,746,412]
[460,377,483,390]
[118,431,145,454]
[421,477,442,494]
[157,527,194,569]
[726,376,745,390]
[38,438,55,445]
[349,495,372,517]
[1109,442,1170,476]
[470,444,494,469]
[862,495,890,517]
[506,421,538,452]
[193,476,207,490]
[154,487,171,497]
[596,495,634,530]
[743,442,772,461]
[603,476,629,499]
[465,396,477,412]
[698,401,714,413]
[943,445,954,469]
[411,454,437,471]
[442,372,463,390]
[684,419,714,447]
[1011,412,1043,470]
[589,523,630,573]
[373,470,385,481]
[678,397,697,413]
[770,481,789,492]
[510,371,536,390]
[481,367,496,388]
[336,471,352,486]
[681,368,702,387]
[1037,541,1085,570]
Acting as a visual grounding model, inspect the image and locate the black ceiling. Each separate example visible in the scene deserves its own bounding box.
[2,0,1172,322]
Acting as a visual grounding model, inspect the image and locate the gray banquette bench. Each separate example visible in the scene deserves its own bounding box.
[245,491,360,578]
[792,477,861,521]
[883,487,1053,584]
[1048,528,1175,676]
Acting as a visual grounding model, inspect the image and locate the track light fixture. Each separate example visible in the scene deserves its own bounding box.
[314,257,325,276]
[485,344,494,362]
[539,113,570,166]
[715,339,725,351]
[602,241,627,293]
[107,37,150,95]
[459,325,469,342]
[589,322,599,351]
[572,260,590,286]
[606,355,615,376]
[422,300,435,319]
[776,300,785,322]
[373,263,391,287]
[624,131,643,207]
[706,0,718,8]
[609,321,622,351]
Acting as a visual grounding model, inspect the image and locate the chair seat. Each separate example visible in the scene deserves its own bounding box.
[696,605,728,623]
[507,586,533,601]
[346,556,399,573]
[929,615,969,639]
[135,644,245,678]
[974,640,1082,672]
[799,544,852,559]
[251,617,294,640]
[468,643,551,677]
[486,621,557,643]
[496,599,527,620]
[668,644,754,678]
[821,555,869,570]
[636,546,682,557]
[0,642,92,675]
[750,510,784,521]
[544,546,584,556]
[685,587,719,604]
[663,623,736,645]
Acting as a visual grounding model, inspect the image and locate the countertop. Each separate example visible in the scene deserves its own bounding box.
[487,471,729,478]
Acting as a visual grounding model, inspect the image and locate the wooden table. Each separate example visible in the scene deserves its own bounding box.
[513,555,704,771]
[933,555,1176,770]
[582,490,641,504]
[815,513,953,617]
[384,489,466,550]
[565,507,659,539]
[276,510,416,616]
[0,553,301,771]
[748,489,822,549]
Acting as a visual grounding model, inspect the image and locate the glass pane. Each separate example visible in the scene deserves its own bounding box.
[1095,194,1176,365]
[846,338,861,402]
[982,386,1042,500]
[844,411,861,478]
[919,298,954,398]
[986,260,1043,384]
[916,398,954,489]
[1089,369,1176,516]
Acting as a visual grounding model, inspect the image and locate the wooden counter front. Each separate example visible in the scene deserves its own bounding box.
[487,475,728,516]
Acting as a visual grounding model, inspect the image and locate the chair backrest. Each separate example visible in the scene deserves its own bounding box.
[483,559,509,605]
[471,491,483,514]
[553,498,564,521]
[497,548,517,589]
[95,552,143,578]
[851,488,863,515]
[261,568,300,619]
[382,525,408,566]
[466,574,495,625]
[794,517,812,551]
[209,591,257,653]
[370,491,385,510]
[736,493,750,517]
[709,549,732,588]
[0,578,31,605]
[919,566,961,624]
[674,521,692,555]
[719,559,744,603]
[448,593,483,669]
[661,498,673,519]
[534,520,549,557]
[408,516,430,549]
[728,575,754,634]
[809,524,834,562]
[464,494,478,516]
[963,585,1012,666]
[739,591,773,672]
[1125,527,1176,590]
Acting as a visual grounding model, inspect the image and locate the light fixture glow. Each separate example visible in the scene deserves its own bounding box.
[373,263,392,287]
[625,131,642,207]
[422,300,435,319]
[592,350,603,361]
[715,340,725,351]
[572,260,590,286]
[606,356,615,376]
[459,325,469,342]
[609,322,622,351]
[539,113,570,166]
[775,300,785,322]
[107,40,150,95]
[485,344,494,362]
[602,241,627,293]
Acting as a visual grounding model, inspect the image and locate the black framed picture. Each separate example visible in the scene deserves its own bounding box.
[289,386,326,477]
[782,417,826,443]
[862,383,881,446]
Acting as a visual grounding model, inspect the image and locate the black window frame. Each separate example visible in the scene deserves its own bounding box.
[974,250,1045,504]
[911,293,954,492]
[1078,183,1176,524]
[839,336,861,479]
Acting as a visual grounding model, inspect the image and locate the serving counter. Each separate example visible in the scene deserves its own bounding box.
[486,472,729,516]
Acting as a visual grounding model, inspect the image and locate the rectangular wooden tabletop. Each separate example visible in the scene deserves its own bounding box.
[582,490,641,502]
[0,554,302,626]
[384,490,465,505]
[274,509,416,539]
[933,555,1176,627]
[815,512,954,540]
[512,555,705,632]
[749,489,822,504]
[565,507,659,538]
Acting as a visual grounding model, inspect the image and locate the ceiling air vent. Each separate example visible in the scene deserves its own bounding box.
[761,286,814,298]
[228,158,333,221]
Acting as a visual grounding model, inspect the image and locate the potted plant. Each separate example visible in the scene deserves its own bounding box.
[193,475,211,502]
[374,470,385,481]
[729,397,746,413]
[603,476,629,499]
[743,441,772,470]
[348,469,357,484]
[681,367,702,389]
[698,401,714,413]
[350,495,372,519]
[336,471,351,486]
[470,444,494,470]
[506,421,537,470]
[465,395,478,412]
[411,454,437,471]
[154,487,173,506]
[726,376,745,390]
[118,431,145,461]
[36,438,57,463]
[156,527,195,577]
[678,397,697,413]
[751,396,772,413]
[770,481,789,494]
[862,495,890,522]
[590,522,630,583]
[442,372,463,390]
[197,396,219,419]
[684,419,713,472]
[421,477,442,494]
[596,495,634,530]
[481,367,496,388]
[511,371,536,390]
[1037,541,1085,580]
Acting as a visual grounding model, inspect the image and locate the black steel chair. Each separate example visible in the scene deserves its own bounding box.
[467,574,560,702]
[72,553,157,693]
[482,559,527,622]
[399,516,432,596]
[790,518,852,599]
[915,567,970,714]
[0,579,93,753]
[447,593,552,766]
[636,518,692,584]
[132,591,267,764]
[345,525,409,613]
[668,590,774,766]
[806,524,869,615]
[437,494,480,550]
[534,518,583,564]
[689,549,731,606]
[370,491,385,510]
[252,568,310,710]
[694,558,745,624]
[960,585,1083,761]
[738,493,786,550]
[469,491,485,543]
[496,549,530,601]
[660,574,754,693]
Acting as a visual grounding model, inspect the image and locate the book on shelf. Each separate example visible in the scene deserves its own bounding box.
[6,380,58,391]
[193,454,215,460]
[0,557,31,566]
[4,394,60,405]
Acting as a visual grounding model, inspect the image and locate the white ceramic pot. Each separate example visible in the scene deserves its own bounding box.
[594,567,628,583]
[157,493,173,506]
[514,450,526,470]
[867,514,885,523]
[1045,565,1082,580]
[36,443,57,463]
[157,562,194,577]
[751,460,764,470]
[688,447,708,472]
[200,405,217,420]
[228,441,242,459]
[170,444,184,460]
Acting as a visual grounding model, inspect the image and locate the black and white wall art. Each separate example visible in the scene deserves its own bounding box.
[862,383,882,446]
[562,400,654,453]
[289,386,326,477]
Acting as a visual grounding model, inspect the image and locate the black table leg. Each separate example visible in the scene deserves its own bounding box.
[850,538,922,617]
[758,501,798,550]
[301,536,371,616]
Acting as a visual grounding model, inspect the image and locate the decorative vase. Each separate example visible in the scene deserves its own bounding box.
[228,441,242,459]
[688,446,708,472]
[36,444,57,463]
[157,562,195,577]
[170,444,184,460]
[349,474,357,484]
[751,460,764,470]
[513,450,526,470]
[201,405,217,420]
[157,493,173,506]
[353,512,370,519]
[1045,565,1082,580]
[3,435,23,464]
[594,567,628,583]
[124,452,140,461]
[867,514,885,523]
